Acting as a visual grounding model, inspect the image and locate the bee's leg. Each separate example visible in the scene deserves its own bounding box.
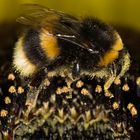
[104,63,117,94]
[59,62,81,98]
[72,61,80,80]
[24,68,47,118]
[116,52,130,80]
[104,75,116,92]
[30,68,47,88]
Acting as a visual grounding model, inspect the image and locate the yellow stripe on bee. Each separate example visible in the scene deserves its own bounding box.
[13,37,37,76]
[99,50,119,66]
[112,32,123,51]
[99,32,123,66]
[40,28,60,59]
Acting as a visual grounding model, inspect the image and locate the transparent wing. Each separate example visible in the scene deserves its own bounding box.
[17,4,78,30]
[17,4,98,54]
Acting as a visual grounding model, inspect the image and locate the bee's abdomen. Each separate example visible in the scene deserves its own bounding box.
[23,28,47,66]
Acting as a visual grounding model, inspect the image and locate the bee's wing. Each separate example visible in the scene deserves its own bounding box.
[17,4,78,29]
[17,4,98,54]
[17,4,61,26]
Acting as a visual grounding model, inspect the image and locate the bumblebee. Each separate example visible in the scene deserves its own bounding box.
[13,4,130,106]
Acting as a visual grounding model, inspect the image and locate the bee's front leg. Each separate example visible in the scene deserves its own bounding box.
[116,52,130,81]
[104,63,116,95]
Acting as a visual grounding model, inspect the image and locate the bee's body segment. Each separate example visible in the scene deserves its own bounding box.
[23,28,48,66]
[13,4,130,94]
[13,37,37,76]
[98,32,123,66]
[40,28,60,60]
